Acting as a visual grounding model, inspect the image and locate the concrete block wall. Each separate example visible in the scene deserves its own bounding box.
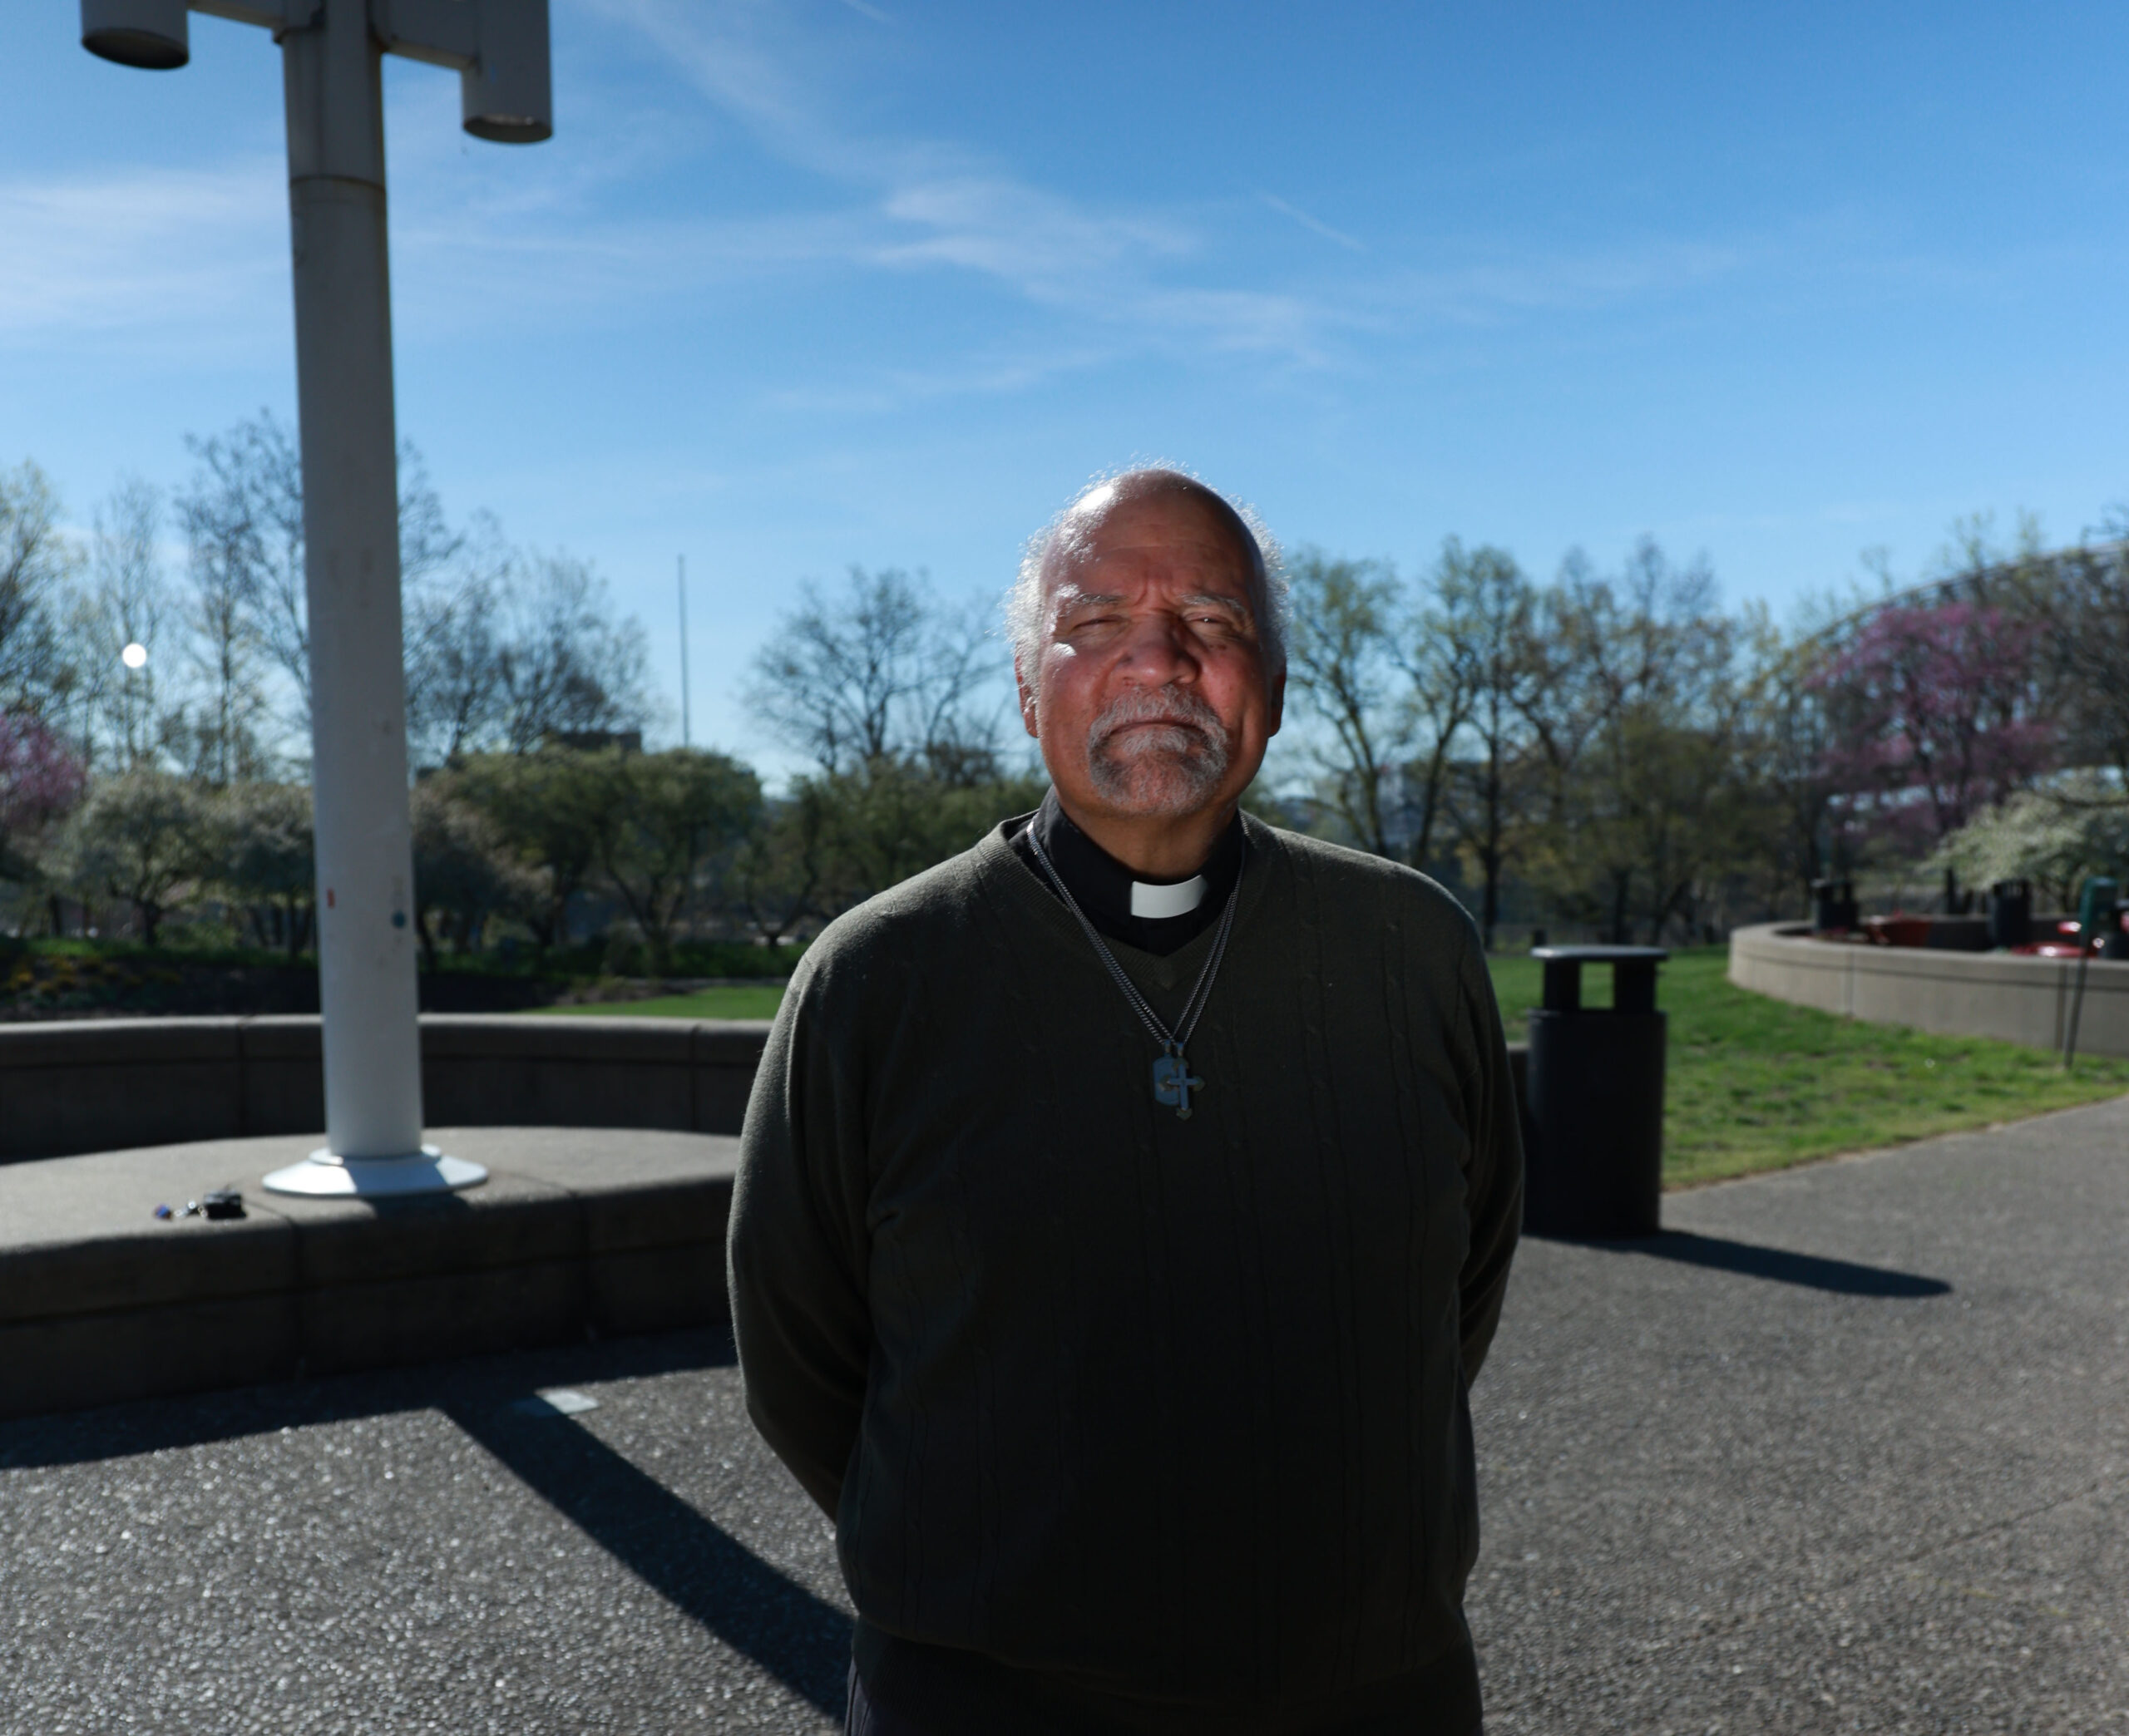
[1729,921,2129,1057]
[0,1016,774,1166]
[2,1014,1531,1166]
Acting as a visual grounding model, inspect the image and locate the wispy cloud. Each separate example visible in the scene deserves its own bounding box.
[1258,192,1366,254]
[574,0,1791,382]
[580,0,1327,362]
[760,343,1116,416]
[0,0,1798,403]
[0,158,285,343]
[1368,238,1750,328]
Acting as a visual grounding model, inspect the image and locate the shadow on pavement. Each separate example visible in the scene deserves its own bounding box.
[1541,1230,1953,1297]
[447,1400,850,1716]
[0,1326,851,1712]
[0,1325,735,1467]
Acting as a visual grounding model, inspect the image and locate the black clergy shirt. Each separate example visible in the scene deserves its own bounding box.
[1006,788,1245,957]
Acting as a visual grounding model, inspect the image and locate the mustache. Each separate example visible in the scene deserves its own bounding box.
[1087,685,1231,754]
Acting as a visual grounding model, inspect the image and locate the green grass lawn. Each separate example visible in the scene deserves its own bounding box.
[534,946,2129,1189]
[1490,948,2129,1188]
[525,983,789,1021]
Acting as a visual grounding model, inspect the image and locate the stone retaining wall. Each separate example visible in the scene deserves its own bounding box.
[2,1014,1534,1165]
[1728,920,2129,1057]
[0,1016,773,1165]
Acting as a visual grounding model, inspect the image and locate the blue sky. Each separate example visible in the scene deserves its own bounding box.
[7,2,2129,777]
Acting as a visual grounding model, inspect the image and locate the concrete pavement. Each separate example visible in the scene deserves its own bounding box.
[3,1098,2126,1732]
[1470,1093,2129,1733]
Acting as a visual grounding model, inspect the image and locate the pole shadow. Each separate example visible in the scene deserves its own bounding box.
[0,1326,734,1467]
[446,1398,850,1716]
[1538,1230,1952,1297]
[0,1324,848,1713]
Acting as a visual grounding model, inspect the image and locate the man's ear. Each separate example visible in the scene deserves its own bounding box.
[1263,661,1287,738]
[1016,656,1040,739]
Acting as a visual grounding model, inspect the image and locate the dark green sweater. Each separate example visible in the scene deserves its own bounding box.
[729,814,1523,1720]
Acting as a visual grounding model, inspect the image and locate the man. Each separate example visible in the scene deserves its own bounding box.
[730,469,1523,1735]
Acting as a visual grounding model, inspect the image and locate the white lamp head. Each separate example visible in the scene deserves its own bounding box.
[81,0,189,69]
[463,0,552,143]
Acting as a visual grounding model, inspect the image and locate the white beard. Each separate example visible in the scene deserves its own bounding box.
[1085,686,1232,816]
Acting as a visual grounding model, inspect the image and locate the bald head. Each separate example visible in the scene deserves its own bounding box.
[1007,466,1287,874]
[1007,469,1287,678]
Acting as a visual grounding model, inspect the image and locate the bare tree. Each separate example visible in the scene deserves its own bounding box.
[1527,540,1751,944]
[177,414,305,710]
[1435,541,1542,949]
[1735,607,1847,908]
[747,567,1002,779]
[1393,550,1485,870]
[178,412,465,741]
[177,481,274,787]
[2018,522,2129,788]
[491,552,650,754]
[404,512,510,765]
[1285,550,1406,858]
[72,476,176,771]
[0,461,79,719]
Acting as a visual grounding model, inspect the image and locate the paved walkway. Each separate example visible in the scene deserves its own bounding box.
[4,1101,2127,1733]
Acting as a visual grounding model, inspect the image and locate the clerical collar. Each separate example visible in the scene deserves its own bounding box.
[1011,789,1242,957]
[1131,875,1207,920]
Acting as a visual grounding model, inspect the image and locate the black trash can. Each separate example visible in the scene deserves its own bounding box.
[1524,946,1667,1239]
[1987,880,2031,949]
[1811,878,1858,932]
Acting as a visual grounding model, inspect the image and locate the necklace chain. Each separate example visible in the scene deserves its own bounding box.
[1025,821,1245,1073]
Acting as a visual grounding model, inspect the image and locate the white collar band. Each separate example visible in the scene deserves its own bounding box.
[1130,875,1208,920]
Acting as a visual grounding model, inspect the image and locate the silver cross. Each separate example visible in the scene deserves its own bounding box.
[1152,1051,1205,1119]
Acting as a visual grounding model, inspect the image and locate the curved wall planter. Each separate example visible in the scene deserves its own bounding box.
[1,1014,1534,1166]
[0,1015,773,1166]
[1729,921,2129,1058]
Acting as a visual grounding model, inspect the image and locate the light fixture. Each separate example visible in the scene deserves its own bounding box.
[84,0,552,1198]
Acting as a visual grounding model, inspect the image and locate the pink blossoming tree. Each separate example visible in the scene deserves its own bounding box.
[1811,600,2056,859]
[0,711,86,880]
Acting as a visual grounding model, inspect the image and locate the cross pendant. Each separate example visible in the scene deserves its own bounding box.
[1152,1051,1205,1120]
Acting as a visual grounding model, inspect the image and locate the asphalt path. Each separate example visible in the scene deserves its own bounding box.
[4,1097,2126,1733]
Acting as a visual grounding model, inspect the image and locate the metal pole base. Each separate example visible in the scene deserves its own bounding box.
[262,1144,488,1197]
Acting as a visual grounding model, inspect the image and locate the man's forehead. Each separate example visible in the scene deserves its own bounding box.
[1072,537,1254,580]
[1055,490,1257,582]
[1050,556,1256,604]
[1068,482,1238,545]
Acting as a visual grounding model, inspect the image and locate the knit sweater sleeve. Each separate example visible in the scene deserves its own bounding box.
[1455,928,1524,1382]
[727,949,875,1517]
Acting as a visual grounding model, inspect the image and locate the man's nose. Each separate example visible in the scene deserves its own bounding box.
[1114,612,1197,685]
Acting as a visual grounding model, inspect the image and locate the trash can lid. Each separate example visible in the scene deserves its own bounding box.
[1530,945,1669,962]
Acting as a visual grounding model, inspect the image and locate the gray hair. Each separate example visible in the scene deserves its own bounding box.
[1004,466,1290,678]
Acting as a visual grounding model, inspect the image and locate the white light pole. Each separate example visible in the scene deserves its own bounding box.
[677,554,690,748]
[83,0,551,1196]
